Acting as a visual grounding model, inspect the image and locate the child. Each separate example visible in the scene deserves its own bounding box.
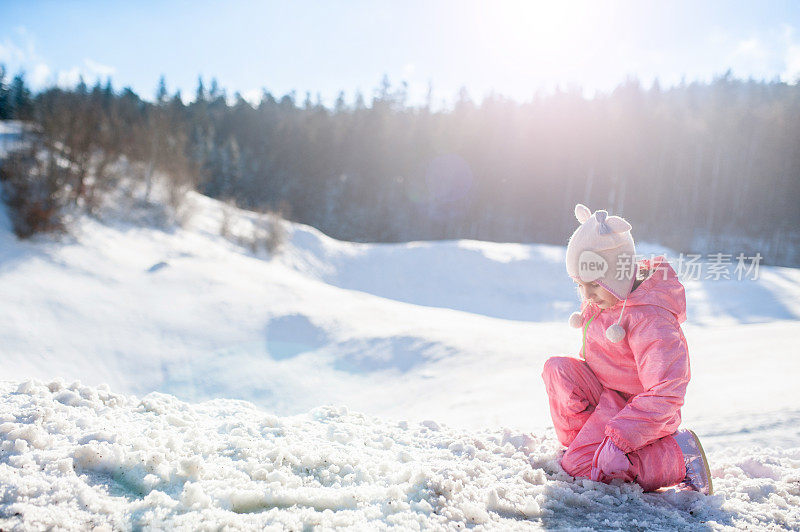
[541,204,713,494]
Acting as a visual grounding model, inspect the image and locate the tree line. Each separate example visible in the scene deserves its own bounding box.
[1,65,798,265]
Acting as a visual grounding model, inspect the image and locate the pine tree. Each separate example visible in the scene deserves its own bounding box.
[156,75,168,105]
[0,64,9,119]
[76,76,88,95]
[334,91,346,113]
[9,73,33,119]
[195,76,206,103]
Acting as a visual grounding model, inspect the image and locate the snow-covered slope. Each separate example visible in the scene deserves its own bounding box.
[1,180,799,528]
[1,191,798,434]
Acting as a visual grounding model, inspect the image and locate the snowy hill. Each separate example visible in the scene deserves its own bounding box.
[1,190,798,433]
[0,180,799,528]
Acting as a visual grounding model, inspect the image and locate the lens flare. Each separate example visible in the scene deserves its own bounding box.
[420,153,475,220]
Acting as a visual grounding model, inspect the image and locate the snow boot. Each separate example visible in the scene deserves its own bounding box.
[673,428,713,495]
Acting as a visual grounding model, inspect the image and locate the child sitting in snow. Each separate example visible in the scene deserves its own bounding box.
[541,203,713,494]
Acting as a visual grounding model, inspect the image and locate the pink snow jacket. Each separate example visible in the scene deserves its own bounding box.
[576,255,690,454]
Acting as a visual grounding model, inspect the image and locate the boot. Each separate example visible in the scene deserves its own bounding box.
[672,428,713,495]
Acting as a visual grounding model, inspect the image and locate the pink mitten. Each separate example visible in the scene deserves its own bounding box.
[590,436,631,481]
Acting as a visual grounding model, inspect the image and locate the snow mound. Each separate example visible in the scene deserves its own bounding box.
[2,380,797,530]
[277,216,800,325]
[279,225,574,322]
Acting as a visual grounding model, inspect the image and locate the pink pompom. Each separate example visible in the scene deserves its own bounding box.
[605,324,625,342]
[569,311,583,328]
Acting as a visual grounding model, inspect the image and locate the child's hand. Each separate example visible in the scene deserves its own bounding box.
[590,436,631,481]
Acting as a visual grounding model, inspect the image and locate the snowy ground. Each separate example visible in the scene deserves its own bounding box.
[1,120,799,528]
[2,379,798,530]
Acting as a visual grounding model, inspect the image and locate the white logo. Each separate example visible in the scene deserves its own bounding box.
[578,250,608,282]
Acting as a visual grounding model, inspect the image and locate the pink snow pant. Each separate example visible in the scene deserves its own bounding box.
[542,356,685,492]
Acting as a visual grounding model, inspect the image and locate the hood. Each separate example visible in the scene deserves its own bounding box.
[621,255,687,323]
[580,255,687,324]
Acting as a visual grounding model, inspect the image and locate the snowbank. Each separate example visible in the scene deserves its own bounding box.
[2,380,798,530]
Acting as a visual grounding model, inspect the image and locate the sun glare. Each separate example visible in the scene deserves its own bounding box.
[463,0,619,92]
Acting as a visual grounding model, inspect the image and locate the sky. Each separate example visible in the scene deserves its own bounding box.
[1,0,799,109]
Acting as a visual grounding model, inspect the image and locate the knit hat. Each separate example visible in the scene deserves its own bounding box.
[566,204,636,342]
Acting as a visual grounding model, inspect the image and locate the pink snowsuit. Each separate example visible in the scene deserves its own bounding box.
[542,255,689,491]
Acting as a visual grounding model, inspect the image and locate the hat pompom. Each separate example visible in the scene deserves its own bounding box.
[605,324,626,343]
[569,311,583,328]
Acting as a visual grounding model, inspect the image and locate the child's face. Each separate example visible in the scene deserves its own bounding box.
[573,279,620,309]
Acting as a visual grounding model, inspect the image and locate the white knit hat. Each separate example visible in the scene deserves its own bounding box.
[566,204,636,342]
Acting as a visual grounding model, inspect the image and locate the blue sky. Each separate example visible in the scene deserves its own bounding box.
[1,0,799,108]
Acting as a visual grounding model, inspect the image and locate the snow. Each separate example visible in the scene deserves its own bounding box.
[0,191,797,437]
[0,120,31,158]
[0,123,799,527]
[2,378,798,530]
